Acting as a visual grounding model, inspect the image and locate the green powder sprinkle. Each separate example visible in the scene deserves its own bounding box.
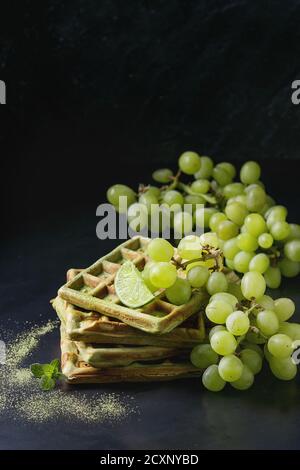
[0,319,137,425]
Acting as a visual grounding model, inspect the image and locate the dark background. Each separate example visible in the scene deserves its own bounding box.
[1,0,300,451]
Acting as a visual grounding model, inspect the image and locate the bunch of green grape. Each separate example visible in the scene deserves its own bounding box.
[144,236,228,304]
[107,153,300,290]
[144,236,300,391]
[192,291,300,392]
[106,152,300,391]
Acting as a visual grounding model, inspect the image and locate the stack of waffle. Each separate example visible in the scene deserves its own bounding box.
[52,237,207,384]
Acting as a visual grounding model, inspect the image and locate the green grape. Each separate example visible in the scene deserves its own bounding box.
[202,364,226,392]
[208,325,226,341]
[147,238,174,262]
[240,161,261,185]
[217,220,239,240]
[209,212,227,232]
[263,343,274,362]
[269,356,297,381]
[264,266,281,289]
[279,257,300,278]
[206,272,228,295]
[233,251,255,273]
[246,185,266,212]
[265,205,287,221]
[212,166,232,186]
[241,271,266,300]
[284,239,300,262]
[163,190,184,207]
[205,300,233,324]
[237,233,258,252]
[225,202,248,226]
[241,342,264,358]
[146,186,161,198]
[278,322,300,341]
[258,233,273,249]
[194,207,218,228]
[240,349,262,374]
[209,292,238,309]
[267,334,293,359]
[149,262,177,288]
[249,253,270,274]
[187,265,210,287]
[191,179,210,194]
[226,311,250,336]
[256,310,279,336]
[223,238,239,259]
[107,184,137,208]
[227,282,244,301]
[244,213,267,237]
[256,294,274,311]
[223,182,245,199]
[270,221,291,241]
[274,298,295,321]
[210,330,237,355]
[235,194,247,207]
[190,344,219,369]
[177,235,202,259]
[179,151,201,175]
[218,354,243,382]
[217,162,236,179]
[139,191,159,211]
[199,232,219,248]
[285,223,300,241]
[184,194,205,210]
[226,258,235,270]
[194,156,214,179]
[165,277,192,305]
[152,168,173,183]
[173,211,193,237]
[142,262,157,293]
[231,365,254,390]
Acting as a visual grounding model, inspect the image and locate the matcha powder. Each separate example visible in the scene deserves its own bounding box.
[0,320,137,424]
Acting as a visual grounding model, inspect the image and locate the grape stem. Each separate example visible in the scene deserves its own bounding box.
[177,182,217,204]
[161,169,182,191]
[171,246,223,272]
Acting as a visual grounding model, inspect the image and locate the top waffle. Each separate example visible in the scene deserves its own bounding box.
[58,236,207,334]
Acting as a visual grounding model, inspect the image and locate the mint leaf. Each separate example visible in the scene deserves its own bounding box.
[41,364,55,377]
[30,359,63,391]
[50,358,60,374]
[30,363,45,378]
[40,375,55,391]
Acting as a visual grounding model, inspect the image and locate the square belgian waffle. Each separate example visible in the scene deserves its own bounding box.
[58,236,207,334]
[61,329,203,384]
[52,295,205,347]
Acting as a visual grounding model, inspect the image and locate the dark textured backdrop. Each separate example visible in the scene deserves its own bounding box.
[1,0,300,236]
[1,0,300,452]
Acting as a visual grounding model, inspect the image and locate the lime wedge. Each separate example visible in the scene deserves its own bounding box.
[115,261,155,308]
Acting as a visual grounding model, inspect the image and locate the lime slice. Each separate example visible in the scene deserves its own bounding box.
[115,261,155,308]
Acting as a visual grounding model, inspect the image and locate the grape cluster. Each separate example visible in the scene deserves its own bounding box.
[107,154,300,288]
[196,292,299,391]
[106,152,300,391]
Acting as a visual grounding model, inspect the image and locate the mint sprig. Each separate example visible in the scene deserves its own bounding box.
[30,359,65,391]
